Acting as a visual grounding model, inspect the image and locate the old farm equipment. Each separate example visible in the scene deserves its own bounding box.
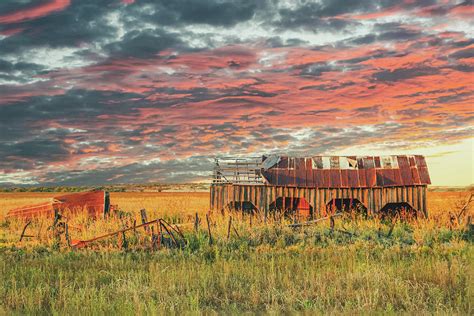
[6,190,111,220]
[211,155,431,218]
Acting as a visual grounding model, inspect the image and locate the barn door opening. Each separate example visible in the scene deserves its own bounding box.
[269,197,313,219]
[379,202,417,220]
[326,198,367,215]
[227,201,258,214]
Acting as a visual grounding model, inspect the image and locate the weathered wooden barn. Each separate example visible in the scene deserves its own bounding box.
[210,155,431,218]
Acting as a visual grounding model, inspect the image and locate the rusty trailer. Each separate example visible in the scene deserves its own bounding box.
[210,155,431,217]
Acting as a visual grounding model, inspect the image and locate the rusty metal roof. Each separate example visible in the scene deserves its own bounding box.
[261,155,430,188]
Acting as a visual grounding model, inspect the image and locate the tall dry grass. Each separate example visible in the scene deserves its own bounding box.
[0,190,472,314]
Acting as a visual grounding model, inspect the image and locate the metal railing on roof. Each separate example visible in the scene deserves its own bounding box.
[212,157,265,185]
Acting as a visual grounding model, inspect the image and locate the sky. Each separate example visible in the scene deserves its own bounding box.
[0,0,472,187]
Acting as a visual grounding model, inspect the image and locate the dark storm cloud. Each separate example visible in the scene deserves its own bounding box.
[0,1,116,54]
[1,139,69,163]
[278,0,397,19]
[0,89,144,129]
[354,105,382,113]
[125,0,259,27]
[0,59,43,73]
[39,155,214,185]
[446,64,474,73]
[159,0,258,27]
[0,59,45,83]
[299,81,355,91]
[275,11,356,31]
[0,89,146,170]
[349,24,422,45]
[105,29,184,58]
[264,36,309,48]
[449,47,474,60]
[372,66,440,82]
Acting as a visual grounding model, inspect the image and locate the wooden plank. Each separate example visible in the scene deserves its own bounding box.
[422,186,427,217]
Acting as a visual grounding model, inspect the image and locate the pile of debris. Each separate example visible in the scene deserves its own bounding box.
[7,190,188,250]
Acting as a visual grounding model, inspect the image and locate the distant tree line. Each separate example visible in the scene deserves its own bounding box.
[0,183,209,193]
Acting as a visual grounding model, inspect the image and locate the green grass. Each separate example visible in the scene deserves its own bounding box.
[1,221,472,314]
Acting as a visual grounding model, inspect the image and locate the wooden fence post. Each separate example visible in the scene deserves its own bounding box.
[140,209,149,232]
[194,212,199,232]
[206,213,213,245]
[227,216,232,241]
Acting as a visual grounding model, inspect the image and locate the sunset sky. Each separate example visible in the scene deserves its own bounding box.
[0,0,472,186]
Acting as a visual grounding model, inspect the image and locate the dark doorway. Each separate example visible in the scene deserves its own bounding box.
[326,198,367,214]
[227,201,258,214]
[269,197,313,218]
[379,202,417,220]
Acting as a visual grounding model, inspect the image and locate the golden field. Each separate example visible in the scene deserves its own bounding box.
[0,189,472,314]
[0,190,470,222]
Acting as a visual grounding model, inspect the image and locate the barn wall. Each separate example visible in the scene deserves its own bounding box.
[210,184,428,217]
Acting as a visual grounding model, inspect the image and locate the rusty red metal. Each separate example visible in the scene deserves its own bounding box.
[6,190,110,220]
[261,155,431,188]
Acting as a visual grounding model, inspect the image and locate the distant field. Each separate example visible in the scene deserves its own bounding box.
[0,190,470,219]
[0,190,472,314]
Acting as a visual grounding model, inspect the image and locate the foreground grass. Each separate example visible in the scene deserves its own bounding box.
[1,191,472,314]
[1,230,472,314]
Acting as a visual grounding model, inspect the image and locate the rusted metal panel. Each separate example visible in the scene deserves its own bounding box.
[6,202,55,219]
[277,156,288,169]
[7,191,108,220]
[418,166,431,184]
[263,169,273,185]
[411,167,421,184]
[397,156,413,185]
[414,155,427,167]
[305,157,312,170]
[330,169,342,187]
[295,157,305,170]
[312,170,322,187]
[295,158,306,186]
[322,170,331,187]
[358,169,367,187]
[277,170,287,186]
[378,169,397,186]
[54,191,107,216]
[376,169,385,187]
[340,169,349,187]
[393,168,403,185]
[347,170,359,188]
[282,169,296,186]
[366,168,377,187]
[306,161,315,187]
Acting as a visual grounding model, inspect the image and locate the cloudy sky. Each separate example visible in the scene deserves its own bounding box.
[0,0,472,186]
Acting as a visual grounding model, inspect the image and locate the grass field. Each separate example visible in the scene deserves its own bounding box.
[0,190,472,314]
